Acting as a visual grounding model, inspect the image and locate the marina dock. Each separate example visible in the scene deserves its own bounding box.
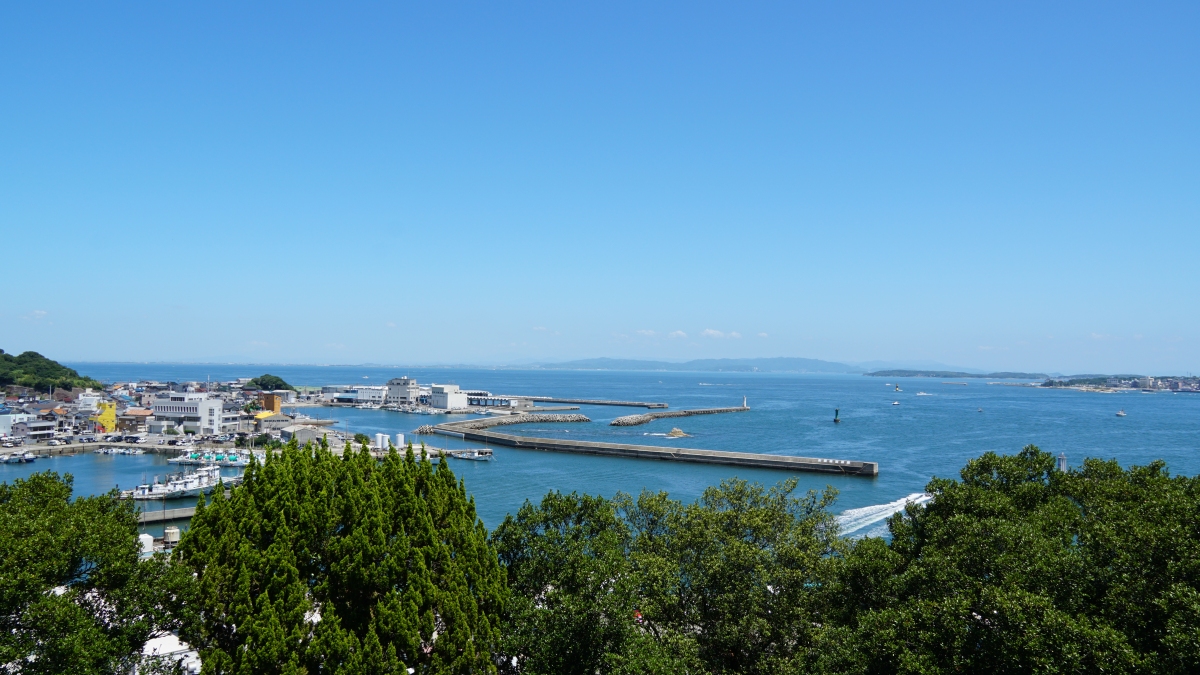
[435,420,878,476]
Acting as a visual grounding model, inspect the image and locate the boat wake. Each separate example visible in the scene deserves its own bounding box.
[836,493,933,538]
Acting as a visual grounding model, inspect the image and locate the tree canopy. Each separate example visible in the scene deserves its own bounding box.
[3,444,1200,673]
[0,472,191,674]
[175,440,506,674]
[0,349,102,393]
[491,478,841,675]
[243,374,295,391]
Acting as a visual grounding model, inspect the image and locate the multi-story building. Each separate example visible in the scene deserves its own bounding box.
[386,377,420,405]
[151,393,236,434]
[430,384,468,410]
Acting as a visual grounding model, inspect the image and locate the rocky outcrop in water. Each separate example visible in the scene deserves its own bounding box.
[414,425,437,434]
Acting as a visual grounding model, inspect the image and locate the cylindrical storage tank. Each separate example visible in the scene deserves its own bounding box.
[164,526,181,546]
[375,432,388,450]
[139,533,154,554]
[395,433,405,449]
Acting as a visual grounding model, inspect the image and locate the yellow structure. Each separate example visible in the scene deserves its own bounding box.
[259,393,281,414]
[91,402,117,433]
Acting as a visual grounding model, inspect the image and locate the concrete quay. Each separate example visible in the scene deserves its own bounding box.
[610,405,750,427]
[517,396,669,409]
[138,507,197,524]
[434,420,877,477]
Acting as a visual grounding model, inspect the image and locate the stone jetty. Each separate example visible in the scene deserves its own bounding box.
[610,405,750,427]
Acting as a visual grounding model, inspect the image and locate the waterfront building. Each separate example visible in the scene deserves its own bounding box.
[12,419,55,440]
[431,384,469,410]
[255,411,294,432]
[281,424,324,445]
[386,377,420,405]
[0,412,34,437]
[151,392,233,434]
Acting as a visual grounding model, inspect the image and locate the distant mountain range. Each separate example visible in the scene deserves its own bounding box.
[535,357,864,373]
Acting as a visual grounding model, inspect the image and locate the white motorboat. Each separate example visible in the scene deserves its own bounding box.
[124,465,239,500]
[449,449,492,461]
[1116,410,1126,417]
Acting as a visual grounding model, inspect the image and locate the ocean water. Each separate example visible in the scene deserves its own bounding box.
[11,364,1197,535]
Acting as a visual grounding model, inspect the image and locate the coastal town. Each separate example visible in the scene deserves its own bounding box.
[0,372,537,454]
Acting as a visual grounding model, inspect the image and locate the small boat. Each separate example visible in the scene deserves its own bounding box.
[916,392,931,396]
[895,385,902,392]
[892,401,900,406]
[1116,410,1126,417]
[449,449,492,461]
[978,408,983,412]
[3,454,23,464]
[123,465,238,500]
[833,408,841,424]
[22,452,36,462]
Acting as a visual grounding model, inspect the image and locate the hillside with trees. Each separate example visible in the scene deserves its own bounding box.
[242,373,295,391]
[0,349,102,393]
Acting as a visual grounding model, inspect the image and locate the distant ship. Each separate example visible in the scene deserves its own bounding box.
[895,385,902,392]
[892,401,900,406]
[1116,410,1127,417]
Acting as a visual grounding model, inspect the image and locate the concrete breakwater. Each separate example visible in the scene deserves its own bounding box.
[610,406,750,427]
[518,396,669,409]
[431,422,878,477]
[451,414,591,431]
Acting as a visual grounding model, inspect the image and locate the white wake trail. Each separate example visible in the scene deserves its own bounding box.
[836,493,933,537]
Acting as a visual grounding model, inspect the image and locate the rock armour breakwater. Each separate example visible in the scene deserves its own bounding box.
[449,414,591,431]
[610,406,750,427]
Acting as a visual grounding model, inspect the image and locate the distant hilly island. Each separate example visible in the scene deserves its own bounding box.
[535,357,864,373]
[533,358,1053,379]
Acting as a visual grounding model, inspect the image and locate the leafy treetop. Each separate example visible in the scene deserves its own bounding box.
[243,374,295,391]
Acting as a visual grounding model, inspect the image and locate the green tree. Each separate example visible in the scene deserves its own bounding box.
[492,478,840,675]
[813,445,1200,675]
[0,472,193,674]
[244,374,295,391]
[175,440,505,674]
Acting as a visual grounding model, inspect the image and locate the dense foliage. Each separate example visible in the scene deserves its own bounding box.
[174,440,506,674]
[491,479,841,674]
[0,473,190,674]
[244,374,295,391]
[0,349,102,393]
[3,445,1199,673]
[812,445,1200,675]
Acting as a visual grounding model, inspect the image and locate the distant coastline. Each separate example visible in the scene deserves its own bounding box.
[865,370,1048,379]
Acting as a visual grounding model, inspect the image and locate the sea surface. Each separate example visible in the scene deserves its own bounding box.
[5,364,1196,538]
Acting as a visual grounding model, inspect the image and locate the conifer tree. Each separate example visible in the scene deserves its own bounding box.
[176,439,505,674]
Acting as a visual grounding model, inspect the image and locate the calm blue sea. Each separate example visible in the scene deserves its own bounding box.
[4,364,1195,536]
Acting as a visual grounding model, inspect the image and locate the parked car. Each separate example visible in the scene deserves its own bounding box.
[47,440,61,446]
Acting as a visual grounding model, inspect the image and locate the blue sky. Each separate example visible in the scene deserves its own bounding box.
[2,2,1197,373]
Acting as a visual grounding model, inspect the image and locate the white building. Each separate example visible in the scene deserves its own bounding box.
[386,377,420,405]
[151,393,234,434]
[0,413,34,437]
[430,384,468,410]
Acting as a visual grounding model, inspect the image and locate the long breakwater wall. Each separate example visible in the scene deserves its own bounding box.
[610,406,750,427]
[434,417,877,477]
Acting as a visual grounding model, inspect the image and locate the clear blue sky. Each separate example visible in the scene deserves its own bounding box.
[2,2,1197,374]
